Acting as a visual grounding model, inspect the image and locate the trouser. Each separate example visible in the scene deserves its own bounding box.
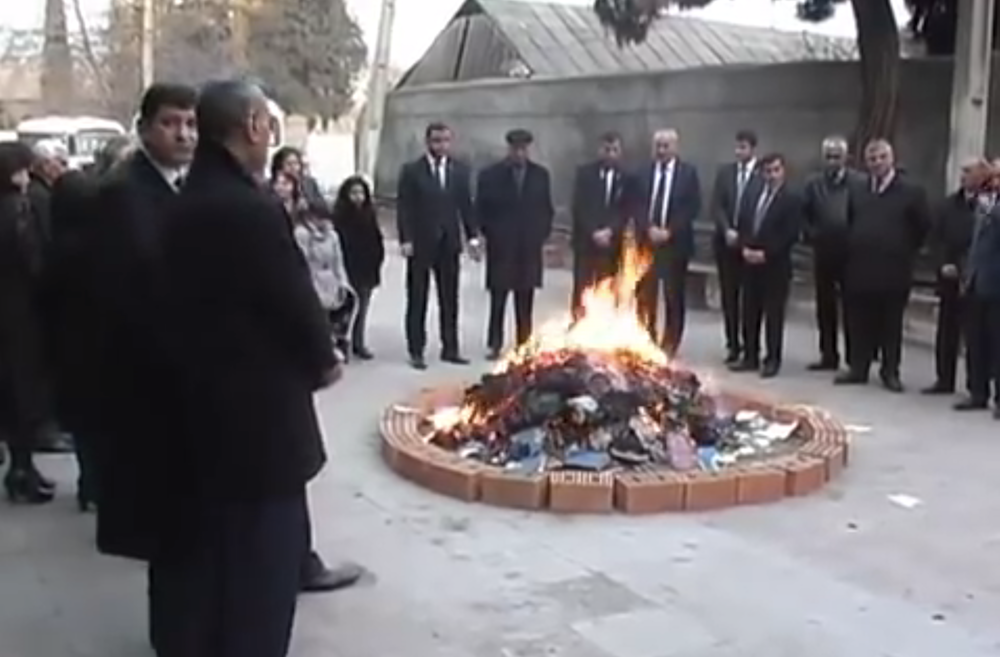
[963,294,1000,403]
[405,243,460,357]
[571,249,616,320]
[636,259,689,355]
[933,281,962,390]
[351,286,374,349]
[846,289,909,379]
[713,240,743,355]
[741,264,791,366]
[487,288,535,350]
[73,428,98,502]
[151,490,308,657]
[813,247,850,364]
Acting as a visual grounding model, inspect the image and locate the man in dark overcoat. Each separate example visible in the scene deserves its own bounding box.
[729,153,803,377]
[709,129,759,364]
[569,131,628,320]
[155,79,341,657]
[835,139,930,392]
[477,129,554,359]
[396,121,481,370]
[922,157,982,396]
[631,128,702,356]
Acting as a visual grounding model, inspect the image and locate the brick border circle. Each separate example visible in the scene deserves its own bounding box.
[379,385,850,514]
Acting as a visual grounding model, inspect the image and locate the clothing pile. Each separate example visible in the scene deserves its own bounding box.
[425,349,800,474]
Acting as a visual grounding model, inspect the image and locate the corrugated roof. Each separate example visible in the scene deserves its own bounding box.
[471,0,857,77]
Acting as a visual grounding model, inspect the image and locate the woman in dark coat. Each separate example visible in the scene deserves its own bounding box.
[332,175,384,359]
[0,141,56,504]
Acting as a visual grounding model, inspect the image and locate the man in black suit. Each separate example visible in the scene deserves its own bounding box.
[954,159,1000,417]
[632,129,701,356]
[570,131,628,319]
[835,139,930,392]
[710,129,759,364]
[729,153,802,377]
[803,135,860,371]
[922,158,982,396]
[477,129,554,359]
[155,80,340,657]
[396,122,481,370]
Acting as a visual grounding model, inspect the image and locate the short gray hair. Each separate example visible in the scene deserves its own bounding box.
[821,135,848,153]
[33,138,69,161]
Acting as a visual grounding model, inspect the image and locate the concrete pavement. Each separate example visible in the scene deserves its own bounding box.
[2,252,999,657]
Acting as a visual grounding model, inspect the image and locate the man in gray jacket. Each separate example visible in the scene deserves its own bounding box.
[803,136,860,372]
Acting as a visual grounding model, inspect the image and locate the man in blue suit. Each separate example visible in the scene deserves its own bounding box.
[957,158,1000,419]
[630,129,702,356]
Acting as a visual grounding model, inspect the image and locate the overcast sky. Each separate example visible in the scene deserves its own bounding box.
[8,0,910,68]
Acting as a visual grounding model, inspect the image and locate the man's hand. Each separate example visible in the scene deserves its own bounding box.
[467,237,483,261]
[400,242,414,258]
[592,228,612,247]
[725,229,739,247]
[742,248,765,264]
[320,363,343,388]
[941,263,959,278]
[648,226,671,244]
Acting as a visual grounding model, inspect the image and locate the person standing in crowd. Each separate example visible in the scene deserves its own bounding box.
[803,136,858,372]
[954,159,1000,417]
[836,139,930,392]
[730,153,802,377]
[155,79,341,657]
[710,129,759,364]
[477,129,554,359]
[0,142,56,504]
[569,131,628,319]
[922,158,983,396]
[632,129,702,356]
[332,175,385,360]
[396,121,481,370]
[271,146,330,217]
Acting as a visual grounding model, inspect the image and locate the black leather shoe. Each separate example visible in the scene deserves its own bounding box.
[408,355,427,370]
[760,363,780,378]
[352,345,374,360]
[834,371,868,385]
[724,350,741,365]
[485,348,501,361]
[921,383,954,395]
[953,397,988,411]
[4,466,55,505]
[807,360,838,372]
[300,552,364,594]
[881,376,904,393]
[728,360,759,373]
[441,353,470,365]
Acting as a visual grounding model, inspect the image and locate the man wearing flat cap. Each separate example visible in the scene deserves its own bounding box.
[476,128,554,359]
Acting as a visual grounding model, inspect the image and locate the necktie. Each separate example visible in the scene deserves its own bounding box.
[651,164,667,227]
[734,164,748,225]
[434,159,445,189]
[754,187,773,232]
[603,169,613,206]
[172,174,184,191]
[514,165,525,195]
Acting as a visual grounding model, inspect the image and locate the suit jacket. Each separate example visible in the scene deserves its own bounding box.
[476,158,554,290]
[162,143,335,505]
[966,201,1000,299]
[631,159,702,266]
[710,160,760,242]
[396,155,478,260]
[929,190,977,282]
[570,160,628,257]
[736,179,803,272]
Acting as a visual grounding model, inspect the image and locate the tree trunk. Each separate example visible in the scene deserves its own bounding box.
[850,0,901,153]
[72,0,113,102]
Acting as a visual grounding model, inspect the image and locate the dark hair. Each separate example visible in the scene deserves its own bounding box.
[735,129,758,148]
[505,128,533,146]
[333,175,374,217]
[138,83,197,125]
[0,141,32,193]
[760,152,785,167]
[425,122,450,139]
[269,146,304,180]
[196,79,265,145]
[94,136,132,174]
[599,130,622,144]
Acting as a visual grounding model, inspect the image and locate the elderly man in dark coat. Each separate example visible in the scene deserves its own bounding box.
[477,129,554,360]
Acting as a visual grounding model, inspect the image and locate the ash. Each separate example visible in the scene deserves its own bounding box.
[429,350,800,474]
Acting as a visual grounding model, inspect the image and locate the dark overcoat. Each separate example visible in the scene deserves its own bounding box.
[476,159,554,291]
[333,204,385,290]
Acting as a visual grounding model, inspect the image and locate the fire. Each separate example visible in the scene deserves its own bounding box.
[430,234,665,431]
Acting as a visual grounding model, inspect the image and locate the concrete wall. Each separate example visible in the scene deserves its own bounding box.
[376,58,1000,223]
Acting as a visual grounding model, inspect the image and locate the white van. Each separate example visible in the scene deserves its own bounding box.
[17,116,127,169]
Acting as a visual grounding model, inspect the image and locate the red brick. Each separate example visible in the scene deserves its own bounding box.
[784,457,827,496]
[480,470,548,510]
[685,472,738,511]
[614,472,687,514]
[420,451,482,502]
[548,471,614,513]
[736,468,787,505]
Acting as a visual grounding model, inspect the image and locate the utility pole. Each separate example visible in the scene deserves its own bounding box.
[140,0,155,89]
[358,0,396,183]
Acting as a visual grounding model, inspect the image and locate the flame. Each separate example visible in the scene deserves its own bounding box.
[430,233,667,432]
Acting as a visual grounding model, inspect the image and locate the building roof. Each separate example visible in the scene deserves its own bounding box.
[457,0,855,78]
